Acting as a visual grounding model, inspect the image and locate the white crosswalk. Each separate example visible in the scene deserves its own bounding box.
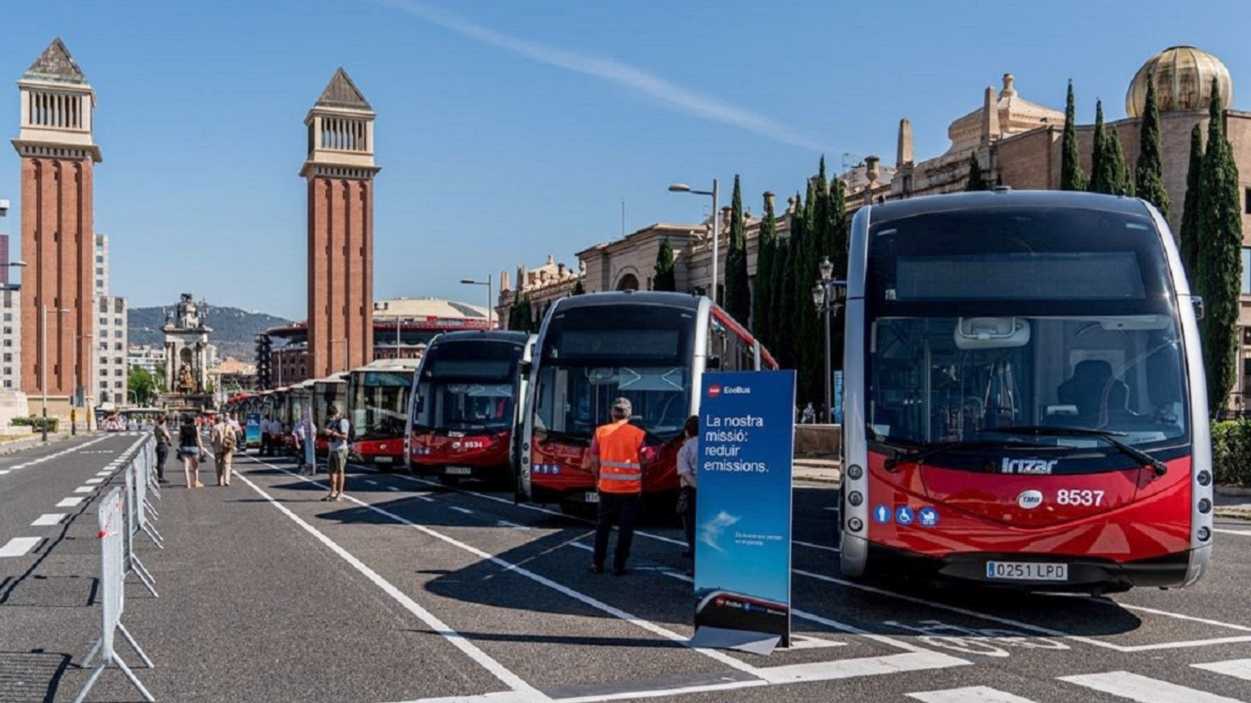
[907,658,1250,703]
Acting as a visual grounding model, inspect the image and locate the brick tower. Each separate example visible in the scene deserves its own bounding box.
[12,39,101,411]
[301,68,377,378]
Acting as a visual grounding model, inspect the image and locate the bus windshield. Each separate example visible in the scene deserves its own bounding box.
[350,371,411,440]
[413,341,521,434]
[866,206,1189,454]
[534,304,694,442]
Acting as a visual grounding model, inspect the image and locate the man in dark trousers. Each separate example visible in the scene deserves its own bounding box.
[586,397,645,575]
[153,415,172,483]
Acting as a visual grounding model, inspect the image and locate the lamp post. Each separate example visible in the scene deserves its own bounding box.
[668,180,719,304]
[811,257,846,424]
[460,276,493,329]
[40,305,71,442]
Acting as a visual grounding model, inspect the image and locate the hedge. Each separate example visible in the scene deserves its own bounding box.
[10,415,59,433]
[1210,420,1251,486]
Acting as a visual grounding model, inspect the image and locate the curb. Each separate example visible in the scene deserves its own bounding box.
[1214,507,1251,521]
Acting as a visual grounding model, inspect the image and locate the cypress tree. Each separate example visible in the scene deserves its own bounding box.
[1088,100,1106,193]
[828,178,848,373]
[813,156,831,259]
[752,192,777,343]
[778,193,804,373]
[797,178,821,404]
[1135,76,1170,218]
[1196,79,1242,416]
[571,279,585,296]
[723,175,752,325]
[1179,124,1204,281]
[768,235,791,367]
[965,152,990,191]
[1101,127,1134,196]
[1060,80,1086,190]
[653,238,676,291]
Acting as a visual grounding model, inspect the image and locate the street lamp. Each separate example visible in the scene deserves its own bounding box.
[812,257,846,424]
[668,180,719,304]
[460,277,493,329]
[40,305,71,442]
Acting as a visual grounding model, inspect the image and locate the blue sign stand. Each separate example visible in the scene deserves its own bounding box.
[691,370,795,652]
[244,413,262,448]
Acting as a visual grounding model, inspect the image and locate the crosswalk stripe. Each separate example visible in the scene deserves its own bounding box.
[1192,658,1251,681]
[56,497,84,508]
[1060,671,1242,702]
[31,513,65,527]
[907,686,1038,703]
[0,537,42,557]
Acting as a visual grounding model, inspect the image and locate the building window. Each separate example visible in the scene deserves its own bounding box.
[1246,188,1251,215]
[2,354,9,362]
[1243,247,1251,295]
[3,380,9,389]
[114,381,123,389]
[3,313,9,322]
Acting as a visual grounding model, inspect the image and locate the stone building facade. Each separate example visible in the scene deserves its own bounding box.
[13,39,100,420]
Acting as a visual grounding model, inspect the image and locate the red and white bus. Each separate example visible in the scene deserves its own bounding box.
[518,291,776,511]
[348,358,419,469]
[406,330,533,484]
[838,189,1212,592]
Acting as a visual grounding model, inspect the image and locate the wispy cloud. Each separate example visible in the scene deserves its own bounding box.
[383,0,827,152]
[700,510,741,552]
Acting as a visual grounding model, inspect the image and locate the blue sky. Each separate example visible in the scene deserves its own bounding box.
[0,0,1246,319]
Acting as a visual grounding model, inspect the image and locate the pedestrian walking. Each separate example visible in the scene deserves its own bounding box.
[153,415,172,483]
[212,415,238,486]
[322,404,350,501]
[676,415,699,558]
[801,402,816,425]
[177,414,206,489]
[586,397,645,575]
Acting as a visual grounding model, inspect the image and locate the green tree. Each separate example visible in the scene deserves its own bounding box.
[1135,76,1170,218]
[752,192,778,343]
[723,175,752,325]
[1060,80,1086,190]
[1196,79,1243,416]
[128,367,158,406]
[1102,127,1134,196]
[965,152,989,191]
[1088,99,1106,192]
[767,235,790,366]
[827,178,848,373]
[777,193,804,372]
[571,279,585,295]
[796,177,821,404]
[653,238,676,292]
[508,295,534,332]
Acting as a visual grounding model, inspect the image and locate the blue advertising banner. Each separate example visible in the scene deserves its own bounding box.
[245,413,262,448]
[693,370,795,647]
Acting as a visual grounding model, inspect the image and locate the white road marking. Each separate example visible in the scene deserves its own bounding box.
[1192,658,1251,681]
[1213,528,1251,536]
[56,497,85,508]
[0,470,9,475]
[0,537,42,557]
[497,520,530,530]
[231,467,548,701]
[84,477,105,484]
[1113,603,1251,633]
[450,506,475,515]
[386,486,400,491]
[907,686,1038,703]
[31,513,65,527]
[795,539,839,553]
[1060,671,1241,702]
[73,486,95,494]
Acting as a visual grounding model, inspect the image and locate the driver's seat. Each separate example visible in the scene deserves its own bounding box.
[1057,360,1128,422]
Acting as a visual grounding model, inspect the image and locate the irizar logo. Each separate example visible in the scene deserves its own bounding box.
[1017,490,1045,510]
[1001,457,1057,475]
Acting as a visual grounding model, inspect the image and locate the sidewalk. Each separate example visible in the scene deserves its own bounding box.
[0,430,79,455]
[1215,485,1251,520]
[794,457,840,485]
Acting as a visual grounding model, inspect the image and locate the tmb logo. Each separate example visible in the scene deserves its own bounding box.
[707,384,721,398]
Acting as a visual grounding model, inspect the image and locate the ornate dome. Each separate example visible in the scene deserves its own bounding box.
[1126,45,1232,117]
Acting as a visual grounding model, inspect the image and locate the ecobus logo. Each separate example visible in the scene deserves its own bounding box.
[1001,458,1057,475]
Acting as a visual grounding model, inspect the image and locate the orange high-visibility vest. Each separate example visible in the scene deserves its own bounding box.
[594,420,645,494]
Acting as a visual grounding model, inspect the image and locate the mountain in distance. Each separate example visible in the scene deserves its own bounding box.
[128,304,293,362]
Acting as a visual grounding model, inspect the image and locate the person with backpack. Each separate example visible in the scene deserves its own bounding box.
[212,414,239,487]
[153,415,172,483]
[322,404,350,501]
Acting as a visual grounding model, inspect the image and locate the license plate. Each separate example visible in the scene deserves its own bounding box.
[584,492,600,504]
[374,456,393,464]
[986,561,1068,581]
[445,466,472,476]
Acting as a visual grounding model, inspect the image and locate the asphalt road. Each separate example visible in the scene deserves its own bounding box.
[2,438,1250,702]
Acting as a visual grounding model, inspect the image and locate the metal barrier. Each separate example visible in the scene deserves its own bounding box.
[74,486,155,703]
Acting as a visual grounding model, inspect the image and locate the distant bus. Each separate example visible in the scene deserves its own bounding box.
[348,358,419,469]
[518,292,776,511]
[405,330,532,484]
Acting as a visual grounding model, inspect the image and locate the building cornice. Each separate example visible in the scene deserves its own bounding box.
[12,138,101,163]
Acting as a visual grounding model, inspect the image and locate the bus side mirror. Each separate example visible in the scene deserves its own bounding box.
[1192,296,1205,321]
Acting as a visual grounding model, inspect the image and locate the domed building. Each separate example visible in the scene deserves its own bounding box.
[1126,45,1232,118]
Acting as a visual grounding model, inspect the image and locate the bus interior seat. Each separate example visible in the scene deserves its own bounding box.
[1057,359,1130,423]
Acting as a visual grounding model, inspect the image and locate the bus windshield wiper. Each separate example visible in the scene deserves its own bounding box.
[988,425,1167,477]
[883,440,1051,471]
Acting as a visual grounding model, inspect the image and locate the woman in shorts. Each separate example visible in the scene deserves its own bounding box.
[178,414,206,489]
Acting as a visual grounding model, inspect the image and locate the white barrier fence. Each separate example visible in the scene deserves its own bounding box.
[75,437,163,703]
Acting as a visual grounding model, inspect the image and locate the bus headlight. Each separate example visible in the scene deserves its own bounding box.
[1198,498,1211,514]
[848,491,864,507]
[1198,526,1211,542]
[847,464,863,480]
[848,517,864,532]
[1197,470,1212,487]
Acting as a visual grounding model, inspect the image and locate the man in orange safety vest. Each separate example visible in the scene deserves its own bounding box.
[586,396,645,575]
